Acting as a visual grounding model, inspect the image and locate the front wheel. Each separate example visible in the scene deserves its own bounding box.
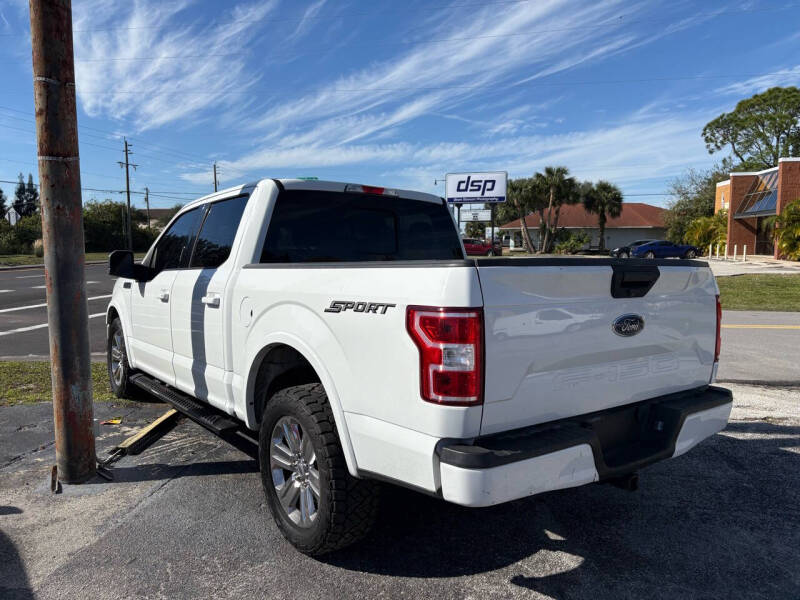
[644,251,655,259]
[107,318,132,398]
[619,251,629,259]
[487,249,495,257]
[259,383,379,555]
[685,249,697,258]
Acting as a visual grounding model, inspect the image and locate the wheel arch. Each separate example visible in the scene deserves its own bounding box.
[244,337,359,477]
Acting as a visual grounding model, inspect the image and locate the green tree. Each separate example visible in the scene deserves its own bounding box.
[685,210,728,250]
[13,173,26,217]
[664,162,731,243]
[536,166,577,254]
[464,221,486,239]
[25,174,39,215]
[497,177,547,252]
[702,86,800,170]
[0,186,7,216]
[13,214,42,252]
[83,199,154,252]
[582,180,623,251]
[775,199,800,260]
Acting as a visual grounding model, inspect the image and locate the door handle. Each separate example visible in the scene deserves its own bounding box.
[201,294,220,307]
[158,290,170,302]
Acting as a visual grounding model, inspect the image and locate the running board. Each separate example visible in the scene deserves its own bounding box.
[129,374,239,435]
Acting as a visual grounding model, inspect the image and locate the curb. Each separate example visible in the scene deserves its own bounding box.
[0,260,107,272]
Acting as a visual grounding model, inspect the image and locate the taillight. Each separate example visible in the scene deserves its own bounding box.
[406,306,483,406]
[714,294,722,363]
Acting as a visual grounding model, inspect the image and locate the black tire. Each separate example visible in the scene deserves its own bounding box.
[644,251,655,259]
[107,317,132,399]
[487,249,495,257]
[685,249,697,259]
[259,383,379,555]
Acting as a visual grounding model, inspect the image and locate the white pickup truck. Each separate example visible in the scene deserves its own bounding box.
[106,178,732,554]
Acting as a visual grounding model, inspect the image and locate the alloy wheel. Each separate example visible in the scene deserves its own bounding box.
[270,416,320,528]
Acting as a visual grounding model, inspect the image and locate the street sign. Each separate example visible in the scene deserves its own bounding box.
[466,209,492,222]
[446,171,507,203]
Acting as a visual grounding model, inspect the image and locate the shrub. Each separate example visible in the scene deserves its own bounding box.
[685,210,727,249]
[775,199,800,260]
[554,230,590,254]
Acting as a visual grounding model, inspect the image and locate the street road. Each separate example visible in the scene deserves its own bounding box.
[0,262,114,359]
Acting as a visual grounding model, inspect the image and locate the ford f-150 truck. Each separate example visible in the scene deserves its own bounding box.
[106,178,732,555]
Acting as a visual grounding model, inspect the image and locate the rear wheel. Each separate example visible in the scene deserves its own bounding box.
[107,318,132,399]
[685,249,697,258]
[259,383,379,555]
[644,251,655,259]
[619,251,629,259]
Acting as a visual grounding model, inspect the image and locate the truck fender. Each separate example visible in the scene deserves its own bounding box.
[243,331,359,478]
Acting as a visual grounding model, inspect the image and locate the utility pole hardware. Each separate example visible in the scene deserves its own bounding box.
[213,162,218,192]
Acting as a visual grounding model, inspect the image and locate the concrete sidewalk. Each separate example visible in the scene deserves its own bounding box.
[708,256,800,277]
[2,385,799,599]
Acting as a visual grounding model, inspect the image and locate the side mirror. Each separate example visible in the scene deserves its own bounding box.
[109,250,153,281]
[109,250,134,278]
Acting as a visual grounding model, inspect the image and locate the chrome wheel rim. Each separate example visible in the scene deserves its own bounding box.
[110,332,124,387]
[270,417,320,528]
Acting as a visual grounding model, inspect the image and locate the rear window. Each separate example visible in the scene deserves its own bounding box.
[260,190,463,263]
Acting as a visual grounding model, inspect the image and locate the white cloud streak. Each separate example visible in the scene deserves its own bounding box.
[73,0,278,131]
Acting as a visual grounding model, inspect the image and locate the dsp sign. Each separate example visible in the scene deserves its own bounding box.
[446,171,507,203]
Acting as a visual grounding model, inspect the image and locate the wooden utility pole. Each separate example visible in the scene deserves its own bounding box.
[213,162,218,192]
[29,0,95,483]
[118,138,136,250]
[144,186,151,230]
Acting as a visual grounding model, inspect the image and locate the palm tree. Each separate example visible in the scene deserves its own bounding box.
[537,166,572,253]
[775,199,800,260]
[582,180,623,252]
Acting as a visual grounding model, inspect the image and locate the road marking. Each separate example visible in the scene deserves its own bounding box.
[0,294,112,314]
[32,285,47,289]
[0,290,12,293]
[16,274,44,279]
[86,281,99,284]
[722,324,800,330]
[0,312,106,337]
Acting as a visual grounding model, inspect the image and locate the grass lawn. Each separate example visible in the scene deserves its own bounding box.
[0,361,122,406]
[717,274,800,311]
[0,252,144,267]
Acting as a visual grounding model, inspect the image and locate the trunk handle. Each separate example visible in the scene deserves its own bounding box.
[610,264,660,298]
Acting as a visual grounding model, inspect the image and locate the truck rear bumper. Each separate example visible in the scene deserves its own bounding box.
[437,385,732,507]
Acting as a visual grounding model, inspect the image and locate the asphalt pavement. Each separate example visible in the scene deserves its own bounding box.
[1,382,798,599]
[0,263,114,359]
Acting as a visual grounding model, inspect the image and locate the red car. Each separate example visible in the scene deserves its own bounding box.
[462,237,502,256]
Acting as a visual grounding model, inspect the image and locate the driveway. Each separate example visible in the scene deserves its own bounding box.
[1,382,798,599]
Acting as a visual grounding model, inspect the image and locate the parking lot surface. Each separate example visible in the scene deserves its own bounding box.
[1,383,798,600]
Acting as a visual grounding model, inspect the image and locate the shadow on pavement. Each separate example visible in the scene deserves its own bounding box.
[321,419,800,598]
[0,523,34,600]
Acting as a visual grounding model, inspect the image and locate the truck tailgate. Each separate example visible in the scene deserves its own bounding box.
[476,258,718,436]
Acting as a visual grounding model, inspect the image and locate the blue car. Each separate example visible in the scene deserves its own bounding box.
[631,240,700,259]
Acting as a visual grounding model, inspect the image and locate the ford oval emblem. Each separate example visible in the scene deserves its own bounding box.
[612,314,644,337]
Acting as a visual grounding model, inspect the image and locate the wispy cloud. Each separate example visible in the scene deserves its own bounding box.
[285,0,328,43]
[72,0,277,131]
[717,65,800,97]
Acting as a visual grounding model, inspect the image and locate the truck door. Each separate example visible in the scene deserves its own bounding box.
[170,195,248,410]
[129,206,205,385]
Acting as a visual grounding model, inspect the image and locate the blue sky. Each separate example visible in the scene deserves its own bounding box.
[0,0,799,210]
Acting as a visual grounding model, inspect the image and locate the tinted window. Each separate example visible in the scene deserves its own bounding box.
[150,207,205,272]
[260,190,463,263]
[191,196,248,268]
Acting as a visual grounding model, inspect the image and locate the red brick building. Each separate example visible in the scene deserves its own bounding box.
[714,157,800,257]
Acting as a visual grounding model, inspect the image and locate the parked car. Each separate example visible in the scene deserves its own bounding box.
[631,240,701,259]
[106,179,730,555]
[609,239,655,258]
[463,237,502,256]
